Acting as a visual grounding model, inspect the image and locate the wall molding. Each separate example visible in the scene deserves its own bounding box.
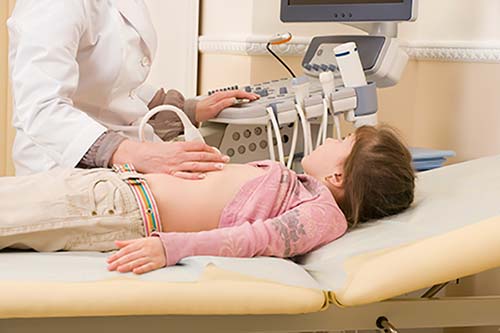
[199,35,311,57]
[402,41,500,63]
[199,35,500,64]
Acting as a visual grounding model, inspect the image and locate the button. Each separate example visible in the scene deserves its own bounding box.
[328,64,337,72]
[227,148,235,157]
[312,64,320,71]
[243,129,252,138]
[232,132,241,141]
[304,64,312,71]
[249,143,257,152]
[141,56,151,67]
[244,86,252,93]
[256,89,269,97]
[279,87,288,95]
[254,127,263,136]
[320,64,328,71]
[238,145,246,154]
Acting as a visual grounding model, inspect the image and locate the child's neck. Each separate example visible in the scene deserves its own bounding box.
[319,177,344,205]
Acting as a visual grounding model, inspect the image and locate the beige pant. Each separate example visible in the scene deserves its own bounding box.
[0,168,145,252]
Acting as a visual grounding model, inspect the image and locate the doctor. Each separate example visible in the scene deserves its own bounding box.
[8,0,257,178]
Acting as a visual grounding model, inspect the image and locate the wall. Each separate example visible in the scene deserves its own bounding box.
[144,0,199,97]
[0,0,15,177]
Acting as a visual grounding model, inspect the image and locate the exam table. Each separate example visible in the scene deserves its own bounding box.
[1,155,500,333]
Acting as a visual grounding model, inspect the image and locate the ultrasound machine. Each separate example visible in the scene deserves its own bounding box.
[143,0,418,169]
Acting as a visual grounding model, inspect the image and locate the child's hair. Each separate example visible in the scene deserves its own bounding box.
[340,125,415,228]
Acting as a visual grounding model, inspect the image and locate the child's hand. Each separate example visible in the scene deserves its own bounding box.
[106,237,166,274]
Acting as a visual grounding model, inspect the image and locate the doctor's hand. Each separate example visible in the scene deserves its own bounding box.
[195,90,260,122]
[107,238,166,275]
[111,140,230,179]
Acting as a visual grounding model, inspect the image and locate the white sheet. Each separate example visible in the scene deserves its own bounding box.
[0,252,321,289]
[301,155,500,292]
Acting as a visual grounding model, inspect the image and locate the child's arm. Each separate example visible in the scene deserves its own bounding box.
[155,197,347,267]
[107,193,347,274]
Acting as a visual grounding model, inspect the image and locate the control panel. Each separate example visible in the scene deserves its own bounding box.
[301,35,386,78]
[202,35,383,164]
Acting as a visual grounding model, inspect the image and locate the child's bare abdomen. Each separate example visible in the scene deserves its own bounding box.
[144,164,266,233]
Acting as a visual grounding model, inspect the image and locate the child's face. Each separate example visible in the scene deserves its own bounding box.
[302,135,356,179]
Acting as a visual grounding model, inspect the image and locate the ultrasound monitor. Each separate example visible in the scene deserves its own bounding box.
[281,0,417,22]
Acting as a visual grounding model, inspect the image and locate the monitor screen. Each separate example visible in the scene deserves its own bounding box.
[281,0,416,22]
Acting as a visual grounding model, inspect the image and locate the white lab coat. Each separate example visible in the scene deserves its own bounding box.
[8,0,161,175]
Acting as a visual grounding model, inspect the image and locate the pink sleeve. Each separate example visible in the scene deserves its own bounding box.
[153,199,348,266]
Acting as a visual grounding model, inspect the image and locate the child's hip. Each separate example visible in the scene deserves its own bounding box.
[0,168,145,252]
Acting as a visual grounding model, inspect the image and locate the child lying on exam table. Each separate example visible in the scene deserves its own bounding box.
[0,126,415,274]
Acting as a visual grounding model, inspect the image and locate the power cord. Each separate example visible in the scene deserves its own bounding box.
[266,33,296,78]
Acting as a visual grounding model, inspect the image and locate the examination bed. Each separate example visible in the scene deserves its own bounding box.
[1,155,500,333]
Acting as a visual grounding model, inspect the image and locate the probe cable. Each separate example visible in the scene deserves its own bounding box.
[266,107,286,165]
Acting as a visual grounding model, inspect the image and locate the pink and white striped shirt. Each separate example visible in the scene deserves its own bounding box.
[154,160,348,266]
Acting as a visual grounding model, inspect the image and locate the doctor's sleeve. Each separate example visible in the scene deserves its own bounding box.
[80,87,199,168]
[8,0,107,168]
[153,200,348,266]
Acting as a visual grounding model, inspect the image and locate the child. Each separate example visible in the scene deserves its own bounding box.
[0,126,415,275]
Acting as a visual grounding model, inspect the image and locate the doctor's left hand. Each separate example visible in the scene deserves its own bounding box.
[195,90,260,122]
[107,238,166,274]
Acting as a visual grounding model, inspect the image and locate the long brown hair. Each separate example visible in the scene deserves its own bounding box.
[340,125,415,228]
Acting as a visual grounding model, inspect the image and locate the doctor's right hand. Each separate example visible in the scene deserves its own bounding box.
[111,139,230,179]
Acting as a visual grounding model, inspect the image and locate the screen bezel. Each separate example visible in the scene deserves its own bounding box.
[281,0,415,22]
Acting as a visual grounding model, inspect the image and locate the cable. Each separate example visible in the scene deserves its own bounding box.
[333,114,341,139]
[319,71,336,145]
[322,100,329,143]
[316,98,330,148]
[306,121,313,154]
[266,43,296,78]
[287,120,299,169]
[295,103,312,156]
[291,76,312,156]
[266,107,285,165]
[266,31,295,78]
[138,105,205,143]
[266,121,276,162]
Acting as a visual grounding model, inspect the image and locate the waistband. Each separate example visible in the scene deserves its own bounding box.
[112,164,162,236]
